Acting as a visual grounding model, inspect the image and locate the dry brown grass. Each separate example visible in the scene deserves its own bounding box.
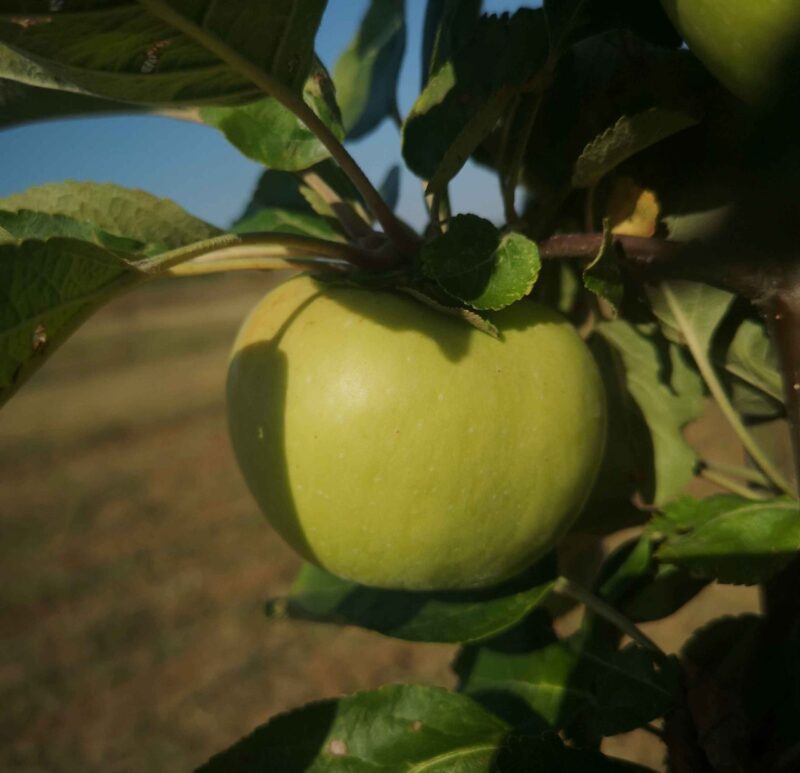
[0,274,762,771]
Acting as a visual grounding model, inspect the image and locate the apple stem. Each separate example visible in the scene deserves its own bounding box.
[138,0,421,259]
[553,577,665,655]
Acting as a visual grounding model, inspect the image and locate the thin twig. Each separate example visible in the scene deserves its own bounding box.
[553,577,665,655]
[137,0,420,257]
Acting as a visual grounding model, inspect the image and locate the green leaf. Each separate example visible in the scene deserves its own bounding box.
[403,8,549,191]
[421,0,483,87]
[454,612,596,730]
[199,683,656,772]
[597,321,704,506]
[456,614,679,738]
[522,34,707,231]
[233,209,344,242]
[0,237,147,407]
[583,644,680,737]
[0,181,220,251]
[200,62,343,171]
[723,317,783,405]
[265,557,556,644]
[237,160,367,228]
[647,280,734,352]
[198,684,509,772]
[649,495,800,585]
[0,0,326,103]
[0,209,145,252]
[582,219,623,313]
[572,108,699,188]
[420,215,541,311]
[333,0,405,139]
[595,538,708,624]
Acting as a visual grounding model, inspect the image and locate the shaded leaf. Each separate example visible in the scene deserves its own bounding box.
[403,8,549,192]
[200,62,344,171]
[543,0,681,52]
[454,612,596,731]
[649,495,800,585]
[0,0,325,103]
[582,219,622,313]
[265,557,556,644]
[421,0,483,87]
[333,0,405,139]
[0,181,219,251]
[420,214,540,310]
[596,538,708,624]
[378,164,401,212]
[583,644,680,737]
[0,237,147,407]
[521,33,708,232]
[597,321,704,505]
[456,612,679,738]
[572,108,698,188]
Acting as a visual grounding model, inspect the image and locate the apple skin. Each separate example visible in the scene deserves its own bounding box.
[227,276,606,590]
[660,0,800,104]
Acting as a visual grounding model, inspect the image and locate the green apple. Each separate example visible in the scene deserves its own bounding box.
[660,0,800,103]
[227,276,606,590]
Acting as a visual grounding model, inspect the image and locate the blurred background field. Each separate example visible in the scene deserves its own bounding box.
[0,271,762,772]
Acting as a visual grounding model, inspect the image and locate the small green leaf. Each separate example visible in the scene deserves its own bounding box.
[333,0,405,139]
[582,219,623,313]
[647,280,734,352]
[650,495,800,585]
[723,317,783,405]
[265,557,556,644]
[0,0,325,103]
[233,209,345,242]
[597,321,704,506]
[572,108,699,188]
[201,62,344,171]
[0,181,220,251]
[403,9,549,190]
[0,238,147,407]
[420,215,541,310]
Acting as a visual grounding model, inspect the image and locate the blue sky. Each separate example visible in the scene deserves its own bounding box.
[0,1,534,230]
